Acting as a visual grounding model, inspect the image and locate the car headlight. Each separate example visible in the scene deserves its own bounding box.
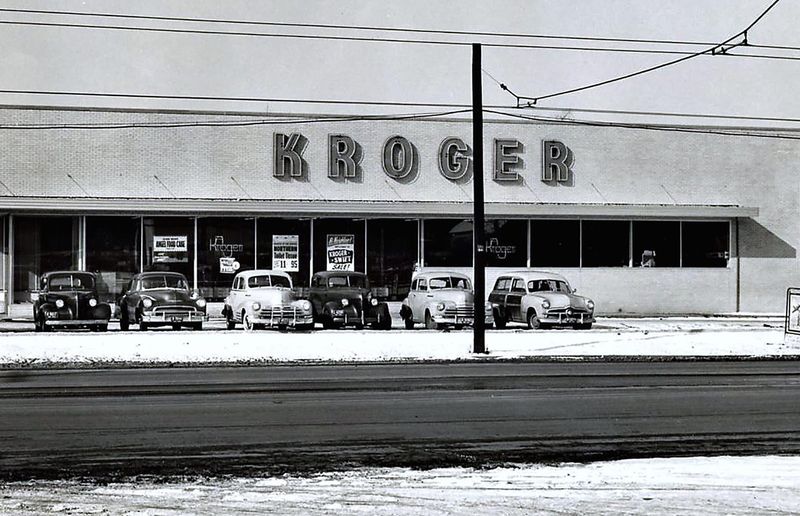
[252,301,261,311]
[301,300,311,311]
[371,298,378,306]
[142,298,153,309]
[196,298,207,308]
[587,300,595,310]
[485,301,492,310]
[89,298,97,307]
[55,299,65,308]
[437,302,445,311]
[541,300,551,309]
[341,298,349,307]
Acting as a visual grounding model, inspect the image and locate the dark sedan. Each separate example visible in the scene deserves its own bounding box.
[308,271,391,329]
[32,271,111,332]
[117,272,207,331]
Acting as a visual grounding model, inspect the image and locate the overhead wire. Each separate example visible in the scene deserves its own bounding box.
[504,0,783,105]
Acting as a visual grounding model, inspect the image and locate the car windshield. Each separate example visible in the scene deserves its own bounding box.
[327,275,367,288]
[141,275,188,290]
[248,275,291,288]
[46,273,95,291]
[429,276,471,290]
[527,279,571,294]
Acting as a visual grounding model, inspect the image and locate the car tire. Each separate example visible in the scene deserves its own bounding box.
[192,322,203,331]
[243,311,255,332]
[225,308,236,330]
[97,324,108,332]
[296,323,315,332]
[527,309,542,330]
[34,317,42,332]
[493,310,507,329]
[322,309,336,330]
[574,323,593,330]
[119,306,130,331]
[404,317,414,330]
[374,305,392,330]
[425,310,438,330]
[139,322,149,331]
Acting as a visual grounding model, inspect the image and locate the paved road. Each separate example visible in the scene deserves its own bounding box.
[1,361,799,479]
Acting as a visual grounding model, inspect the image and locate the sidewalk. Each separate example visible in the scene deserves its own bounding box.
[0,315,793,367]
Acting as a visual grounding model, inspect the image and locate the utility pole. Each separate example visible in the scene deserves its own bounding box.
[472,43,486,354]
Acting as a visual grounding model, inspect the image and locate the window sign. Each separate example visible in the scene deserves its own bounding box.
[786,288,800,336]
[209,235,243,274]
[153,235,187,263]
[327,234,355,271]
[272,234,300,272]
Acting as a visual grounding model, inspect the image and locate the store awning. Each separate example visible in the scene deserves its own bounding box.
[0,197,759,219]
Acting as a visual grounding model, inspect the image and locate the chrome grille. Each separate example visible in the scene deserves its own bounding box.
[258,305,298,319]
[548,307,589,316]
[152,305,198,317]
[443,304,474,318]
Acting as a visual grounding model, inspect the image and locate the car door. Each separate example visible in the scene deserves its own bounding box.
[228,276,243,318]
[488,277,508,316]
[507,277,527,322]
[309,275,324,314]
[125,278,142,319]
[406,278,418,320]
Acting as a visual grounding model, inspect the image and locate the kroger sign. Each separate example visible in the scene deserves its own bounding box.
[273,133,574,184]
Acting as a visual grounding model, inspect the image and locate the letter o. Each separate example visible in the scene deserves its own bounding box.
[382,136,415,180]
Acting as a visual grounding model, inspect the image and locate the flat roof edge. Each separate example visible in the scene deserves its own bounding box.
[0,197,759,219]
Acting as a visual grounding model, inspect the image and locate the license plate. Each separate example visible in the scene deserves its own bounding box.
[460,318,474,325]
[170,316,184,322]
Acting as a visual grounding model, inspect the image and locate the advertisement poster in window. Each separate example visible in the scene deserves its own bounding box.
[272,234,300,272]
[327,234,354,271]
[153,235,188,263]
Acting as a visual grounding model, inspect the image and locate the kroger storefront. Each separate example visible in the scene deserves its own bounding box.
[0,105,795,315]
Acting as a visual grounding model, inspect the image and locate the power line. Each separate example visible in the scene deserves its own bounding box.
[485,109,800,141]
[2,6,799,53]
[0,18,798,62]
[0,108,472,130]
[505,0,783,104]
[3,88,800,125]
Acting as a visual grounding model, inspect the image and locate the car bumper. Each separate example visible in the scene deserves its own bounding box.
[432,313,494,326]
[329,306,382,326]
[253,314,314,327]
[44,318,109,327]
[141,312,207,324]
[540,312,595,325]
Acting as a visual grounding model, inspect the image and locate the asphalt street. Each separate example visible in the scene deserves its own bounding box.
[1,361,799,479]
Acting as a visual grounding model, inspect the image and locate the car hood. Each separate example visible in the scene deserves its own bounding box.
[248,288,297,305]
[428,289,474,304]
[532,292,592,309]
[326,288,369,300]
[141,289,194,305]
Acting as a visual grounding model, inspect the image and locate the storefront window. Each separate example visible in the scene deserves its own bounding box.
[197,217,255,300]
[367,219,417,300]
[582,220,630,267]
[531,220,579,267]
[13,216,79,302]
[142,217,194,281]
[256,218,311,288]
[423,219,473,267]
[86,216,140,302]
[312,218,366,274]
[632,221,680,267]
[682,221,730,267]
[485,219,527,267]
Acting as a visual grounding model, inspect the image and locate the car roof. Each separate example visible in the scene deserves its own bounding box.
[313,271,366,278]
[414,271,471,280]
[498,270,569,282]
[43,270,96,277]
[135,271,188,279]
[236,269,291,279]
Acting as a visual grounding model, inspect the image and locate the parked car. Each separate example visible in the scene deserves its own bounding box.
[489,271,595,329]
[31,271,111,332]
[222,270,314,331]
[117,271,207,331]
[308,271,391,329]
[400,271,493,330]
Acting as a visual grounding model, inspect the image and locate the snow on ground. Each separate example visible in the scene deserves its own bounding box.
[0,317,793,365]
[1,456,798,515]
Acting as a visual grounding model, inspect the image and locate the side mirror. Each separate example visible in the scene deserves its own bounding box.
[572,288,578,293]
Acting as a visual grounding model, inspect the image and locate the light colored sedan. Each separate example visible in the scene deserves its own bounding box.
[488,270,595,329]
[400,271,493,330]
[222,270,314,331]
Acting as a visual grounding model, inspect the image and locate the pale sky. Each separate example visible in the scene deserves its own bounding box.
[0,0,798,126]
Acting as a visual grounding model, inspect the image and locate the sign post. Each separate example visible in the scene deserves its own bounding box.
[472,43,487,354]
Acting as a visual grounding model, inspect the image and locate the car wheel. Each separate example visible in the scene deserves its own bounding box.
[225,308,236,330]
[192,322,203,331]
[493,310,507,329]
[34,317,42,332]
[404,317,415,330]
[97,324,108,332]
[527,309,541,330]
[375,305,392,330]
[119,306,130,331]
[322,309,336,329]
[425,310,438,330]
[574,323,593,330]
[171,323,182,331]
[296,323,315,332]
[139,321,149,331]
[243,311,255,332]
